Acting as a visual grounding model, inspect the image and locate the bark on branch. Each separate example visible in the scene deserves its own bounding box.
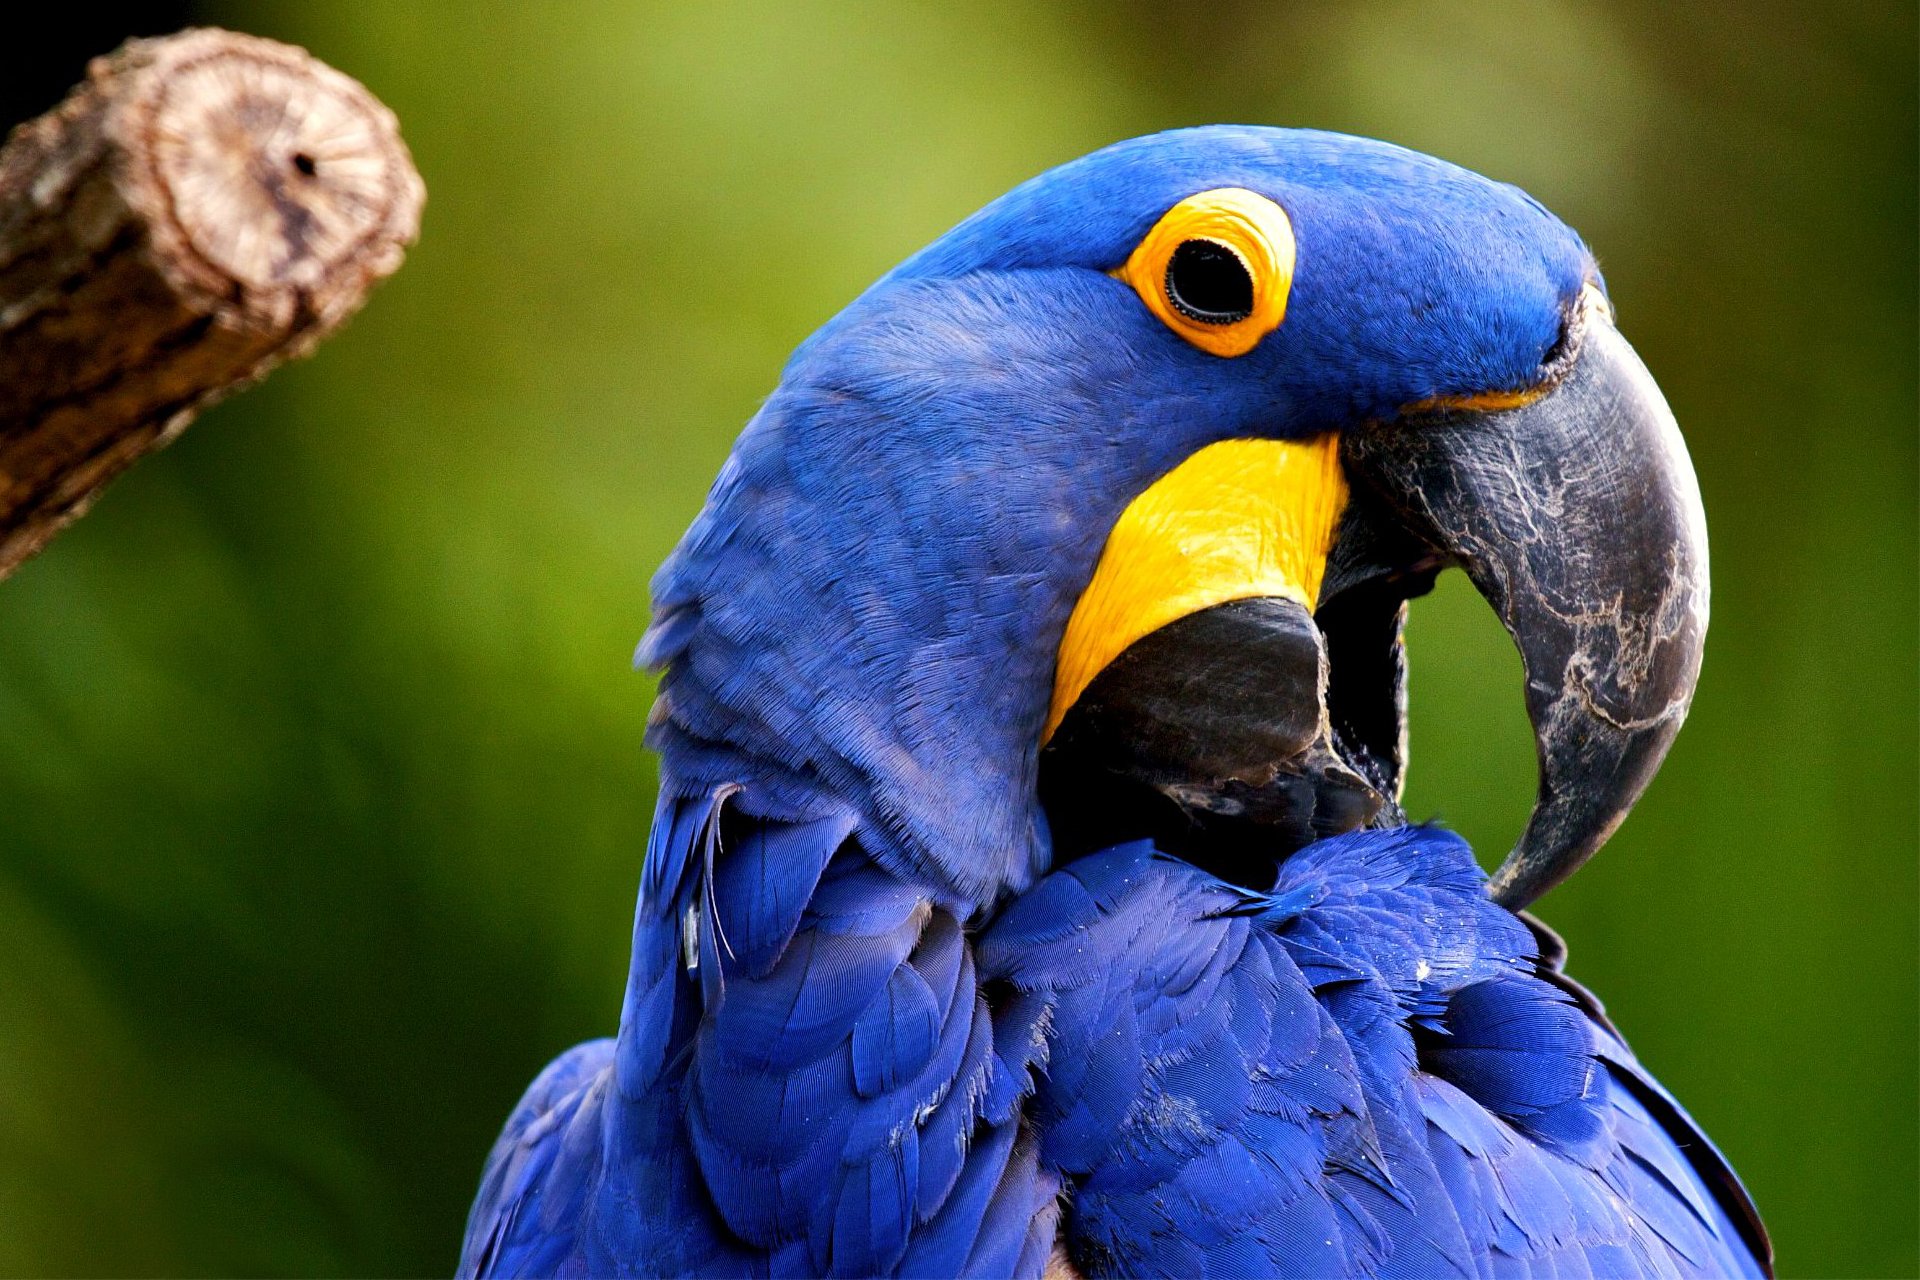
[0,27,423,577]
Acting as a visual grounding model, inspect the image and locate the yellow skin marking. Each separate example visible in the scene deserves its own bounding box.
[1403,384,1549,414]
[1111,187,1296,358]
[1045,435,1349,742]
[1047,188,1330,743]
[1403,285,1611,414]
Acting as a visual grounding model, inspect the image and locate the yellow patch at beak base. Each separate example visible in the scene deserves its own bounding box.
[1045,435,1349,743]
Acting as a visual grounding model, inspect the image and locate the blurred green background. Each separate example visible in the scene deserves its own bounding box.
[1,2,1913,1275]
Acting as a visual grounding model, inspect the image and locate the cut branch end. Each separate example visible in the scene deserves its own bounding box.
[0,27,424,576]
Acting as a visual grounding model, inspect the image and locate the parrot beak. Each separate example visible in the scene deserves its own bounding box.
[1327,289,1710,908]
[1041,288,1707,909]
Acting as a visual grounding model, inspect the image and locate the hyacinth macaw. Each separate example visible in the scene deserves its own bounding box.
[458,127,1770,1278]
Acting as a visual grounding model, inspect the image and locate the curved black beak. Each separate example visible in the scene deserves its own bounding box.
[1334,295,1710,908]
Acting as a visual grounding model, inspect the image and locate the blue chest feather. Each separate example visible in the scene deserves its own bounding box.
[459,813,1763,1278]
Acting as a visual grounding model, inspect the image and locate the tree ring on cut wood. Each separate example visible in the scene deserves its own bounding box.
[116,29,423,333]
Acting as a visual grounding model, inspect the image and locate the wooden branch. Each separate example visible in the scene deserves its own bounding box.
[0,27,423,577]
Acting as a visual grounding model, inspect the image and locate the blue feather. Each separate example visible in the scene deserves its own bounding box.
[464,810,1766,1278]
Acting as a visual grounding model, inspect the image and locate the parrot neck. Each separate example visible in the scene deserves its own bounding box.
[637,270,1251,908]
[643,565,1075,910]
[639,407,1160,905]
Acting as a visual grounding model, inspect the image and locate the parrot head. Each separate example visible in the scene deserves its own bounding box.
[644,126,1707,911]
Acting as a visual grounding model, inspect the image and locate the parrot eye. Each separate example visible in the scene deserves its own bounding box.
[1165,241,1254,324]
[1113,186,1295,357]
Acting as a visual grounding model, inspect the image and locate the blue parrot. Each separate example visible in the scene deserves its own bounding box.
[458,127,1770,1278]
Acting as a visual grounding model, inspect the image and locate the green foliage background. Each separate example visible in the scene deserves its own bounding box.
[0,2,1913,1275]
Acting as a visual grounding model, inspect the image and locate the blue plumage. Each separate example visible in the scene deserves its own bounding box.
[460,126,1767,1277]
[463,819,1762,1277]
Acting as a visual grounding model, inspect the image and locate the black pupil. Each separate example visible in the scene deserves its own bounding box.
[1165,239,1254,324]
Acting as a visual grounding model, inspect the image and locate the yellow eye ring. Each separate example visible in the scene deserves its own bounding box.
[1112,187,1296,358]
